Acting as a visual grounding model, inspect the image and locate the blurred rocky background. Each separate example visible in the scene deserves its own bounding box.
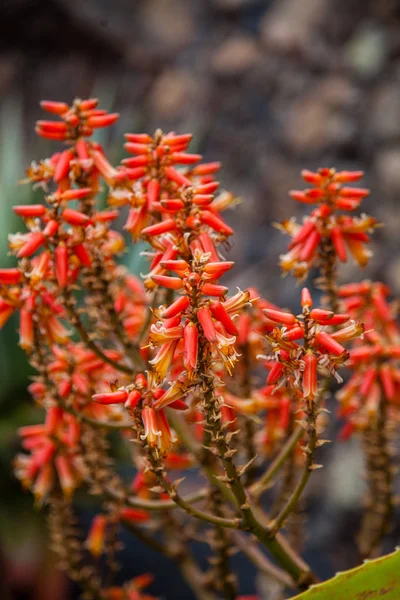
[1,0,400,598]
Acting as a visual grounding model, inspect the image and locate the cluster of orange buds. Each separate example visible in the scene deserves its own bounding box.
[107,128,235,243]
[29,342,126,421]
[148,254,249,379]
[278,169,378,279]
[35,98,119,141]
[104,574,157,600]
[14,407,84,502]
[139,185,235,294]
[28,99,138,190]
[92,373,188,455]
[336,281,400,438]
[0,100,148,353]
[260,288,364,404]
[0,265,68,351]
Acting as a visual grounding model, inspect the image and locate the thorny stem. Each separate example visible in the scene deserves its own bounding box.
[164,509,218,600]
[270,414,298,519]
[166,410,237,505]
[168,407,315,589]
[239,337,258,485]
[268,312,319,536]
[106,483,209,512]
[48,496,102,600]
[200,371,316,588]
[358,391,394,558]
[207,489,237,600]
[268,401,318,536]
[134,410,241,529]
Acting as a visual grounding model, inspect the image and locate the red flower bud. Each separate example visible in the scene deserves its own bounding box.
[86,113,119,128]
[263,308,296,326]
[93,390,129,405]
[202,283,228,297]
[54,149,73,183]
[40,100,69,115]
[164,166,192,187]
[315,332,346,356]
[61,208,92,226]
[301,287,313,308]
[55,244,69,288]
[142,219,177,237]
[210,301,238,335]
[199,210,233,236]
[0,268,22,284]
[13,204,47,218]
[17,232,46,258]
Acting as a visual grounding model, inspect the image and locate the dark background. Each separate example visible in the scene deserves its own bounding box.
[1,0,400,598]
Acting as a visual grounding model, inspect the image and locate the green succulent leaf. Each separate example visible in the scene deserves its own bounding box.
[290,549,400,600]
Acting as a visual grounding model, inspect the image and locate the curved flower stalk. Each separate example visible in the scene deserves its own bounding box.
[277,169,378,311]
[336,281,400,558]
[257,288,364,534]
[95,146,318,588]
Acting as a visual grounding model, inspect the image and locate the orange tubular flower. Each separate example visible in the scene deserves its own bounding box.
[303,351,317,404]
[184,322,199,371]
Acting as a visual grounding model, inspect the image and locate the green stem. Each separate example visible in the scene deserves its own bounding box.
[250,425,304,500]
[269,400,318,536]
[232,531,295,589]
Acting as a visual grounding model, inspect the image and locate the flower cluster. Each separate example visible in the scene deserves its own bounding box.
[106,128,236,246]
[278,169,378,279]
[261,287,364,403]
[93,372,187,455]
[336,281,400,438]
[15,407,83,502]
[0,98,149,357]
